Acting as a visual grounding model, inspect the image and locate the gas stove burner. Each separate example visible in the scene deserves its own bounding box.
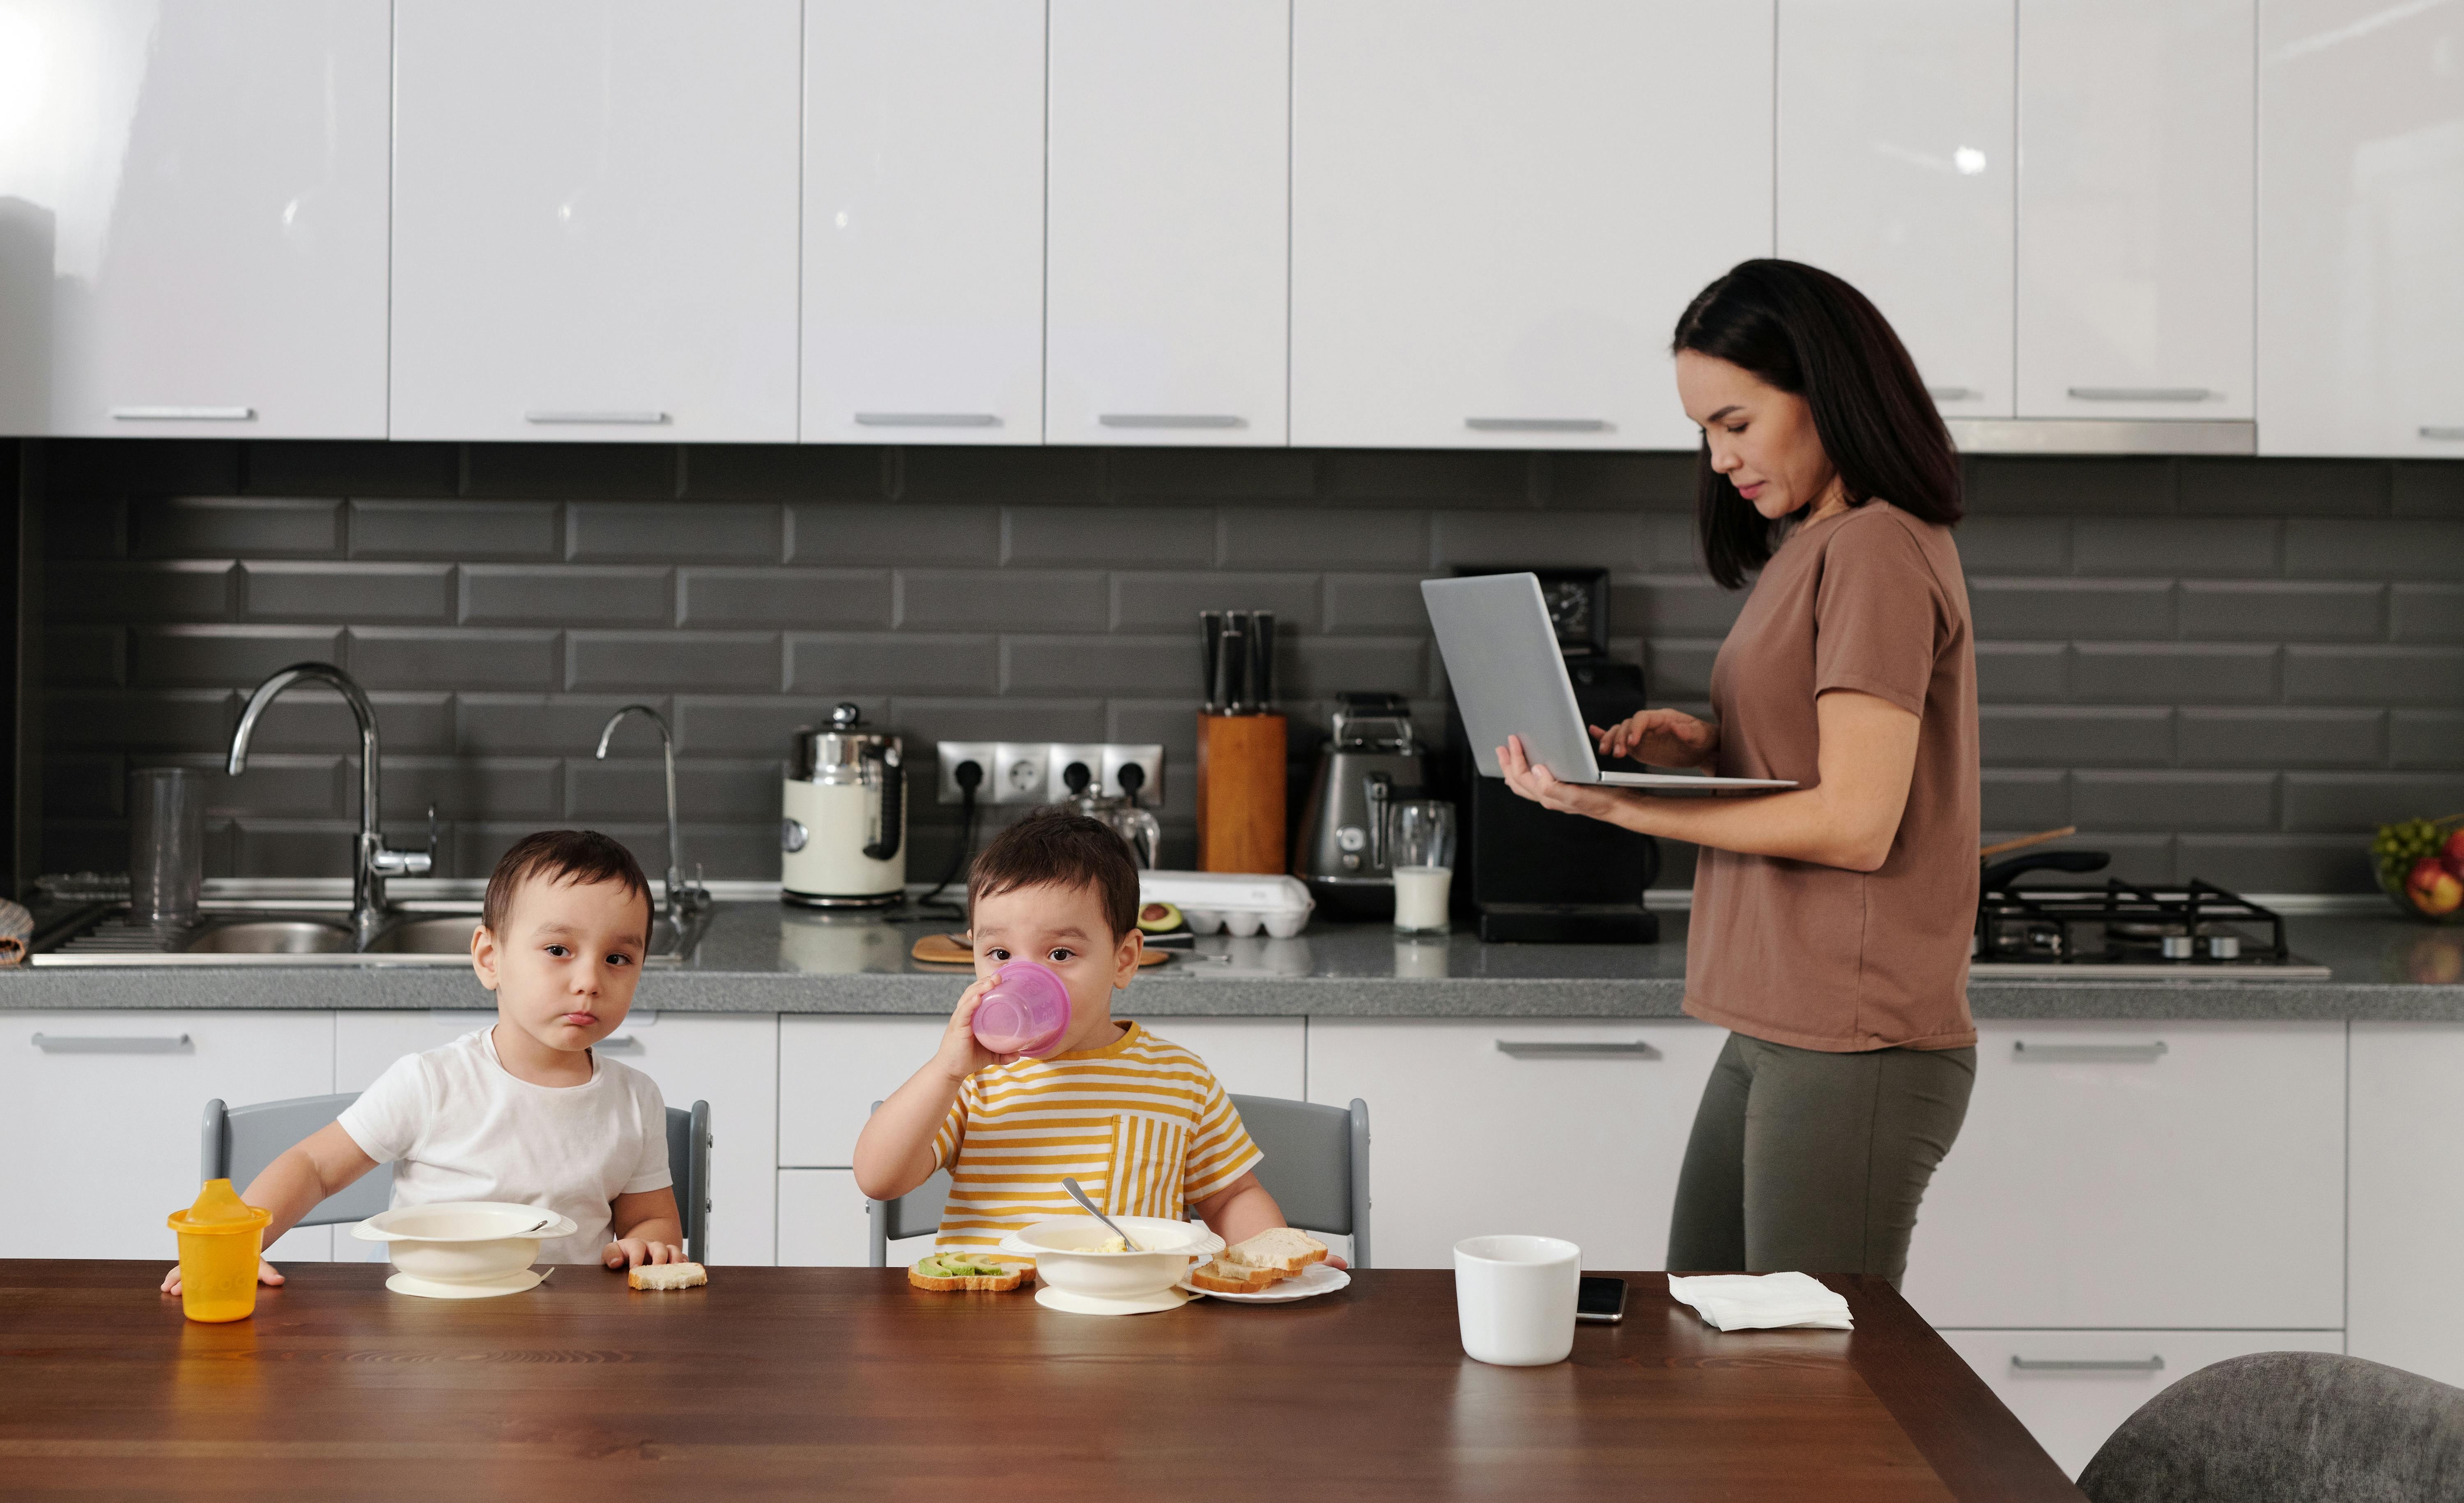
[1973,877,2326,978]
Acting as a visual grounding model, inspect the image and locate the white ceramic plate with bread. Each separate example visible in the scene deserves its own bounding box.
[1183,1261,1351,1303]
[1183,1227,1342,1300]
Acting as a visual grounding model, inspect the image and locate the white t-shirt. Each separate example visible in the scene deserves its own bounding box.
[337,1028,672,1264]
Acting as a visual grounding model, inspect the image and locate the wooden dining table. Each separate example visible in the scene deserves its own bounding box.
[0,1261,2081,1500]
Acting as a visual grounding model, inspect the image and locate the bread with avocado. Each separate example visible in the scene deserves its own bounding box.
[908,1252,1028,1292]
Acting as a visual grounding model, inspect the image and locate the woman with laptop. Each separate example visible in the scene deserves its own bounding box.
[1494,260,1979,1290]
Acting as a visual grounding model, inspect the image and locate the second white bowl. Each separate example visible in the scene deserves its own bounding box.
[1000,1215,1224,1302]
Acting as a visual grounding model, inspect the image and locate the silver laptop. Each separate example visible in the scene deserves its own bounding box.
[1422,573,1796,791]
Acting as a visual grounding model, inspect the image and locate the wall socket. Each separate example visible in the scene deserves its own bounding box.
[932,742,1164,808]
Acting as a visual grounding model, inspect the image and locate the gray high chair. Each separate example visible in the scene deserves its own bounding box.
[865,1094,1369,1268]
[202,1093,713,1264]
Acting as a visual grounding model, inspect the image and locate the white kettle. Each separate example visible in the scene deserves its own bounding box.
[780,703,904,908]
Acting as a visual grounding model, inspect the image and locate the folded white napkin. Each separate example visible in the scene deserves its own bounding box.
[1666,1272,1854,1331]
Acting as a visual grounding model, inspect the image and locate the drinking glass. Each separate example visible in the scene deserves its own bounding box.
[129,766,205,924]
[1387,799,1455,935]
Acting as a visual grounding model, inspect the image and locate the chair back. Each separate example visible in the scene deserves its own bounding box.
[2078,1351,2464,1503]
[202,1094,393,1229]
[203,1093,712,1263]
[1229,1094,1371,1269]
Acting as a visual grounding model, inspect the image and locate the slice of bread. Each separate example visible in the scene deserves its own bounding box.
[907,1254,1027,1292]
[1188,1258,1280,1295]
[1222,1227,1328,1278]
[627,1261,708,1291]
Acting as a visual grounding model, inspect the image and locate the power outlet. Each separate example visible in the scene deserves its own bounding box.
[935,741,995,804]
[1102,744,1165,808]
[1046,743,1108,803]
[990,742,1051,805]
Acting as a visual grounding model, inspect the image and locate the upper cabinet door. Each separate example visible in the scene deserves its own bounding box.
[2016,0,2256,421]
[802,2,1045,446]
[1292,1,1776,452]
[2258,0,2464,457]
[1045,0,1289,447]
[391,1,801,443]
[0,1,389,439]
[1779,0,2014,420]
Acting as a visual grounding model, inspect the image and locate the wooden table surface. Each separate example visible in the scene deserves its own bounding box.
[0,1261,2081,1501]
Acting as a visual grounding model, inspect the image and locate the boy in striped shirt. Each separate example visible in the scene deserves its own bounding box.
[855,810,1317,1264]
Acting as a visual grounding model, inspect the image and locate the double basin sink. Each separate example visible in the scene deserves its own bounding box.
[36,905,696,967]
[189,915,486,955]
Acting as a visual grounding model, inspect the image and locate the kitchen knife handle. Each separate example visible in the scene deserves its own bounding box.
[1200,612,1225,713]
[1250,612,1275,712]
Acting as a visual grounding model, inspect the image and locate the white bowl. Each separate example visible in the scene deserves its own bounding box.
[1000,1216,1224,1303]
[350,1201,578,1285]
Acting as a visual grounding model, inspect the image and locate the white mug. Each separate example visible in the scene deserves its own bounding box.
[1453,1235,1581,1366]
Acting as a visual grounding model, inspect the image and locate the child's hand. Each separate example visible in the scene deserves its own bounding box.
[160,1259,284,1296]
[603,1237,687,1270]
[935,976,1020,1081]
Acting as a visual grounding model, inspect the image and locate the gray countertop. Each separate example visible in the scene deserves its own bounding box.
[5,903,2462,1022]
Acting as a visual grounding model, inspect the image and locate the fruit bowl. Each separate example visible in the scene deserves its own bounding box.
[2373,815,2464,924]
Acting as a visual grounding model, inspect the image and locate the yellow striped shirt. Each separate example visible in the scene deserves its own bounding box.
[931,1021,1262,1259]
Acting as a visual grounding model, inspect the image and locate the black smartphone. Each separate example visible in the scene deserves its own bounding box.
[1576,1275,1627,1324]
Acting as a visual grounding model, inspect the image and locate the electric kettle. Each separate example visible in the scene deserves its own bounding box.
[781,703,904,908]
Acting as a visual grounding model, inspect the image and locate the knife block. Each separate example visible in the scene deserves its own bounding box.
[1196,713,1286,875]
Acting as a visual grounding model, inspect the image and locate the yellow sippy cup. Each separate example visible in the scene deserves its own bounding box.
[167,1178,273,1323]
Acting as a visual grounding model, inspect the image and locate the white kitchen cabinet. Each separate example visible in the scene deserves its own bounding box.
[1902,1021,2343,1330]
[0,0,388,439]
[337,1010,778,1266]
[2350,1022,2464,1387]
[1290,1,1774,452]
[1777,0,2014,419]
[1138,1016,1306,1101]
[778,1016,951,1167]
[2015,0,2255,421]
[777,1167,934,1267]
[1940,1330,2344,1480]
[1045,0,1289,447]
[802,1,1045,445]
[1306,1018,1726,1269]
[390,0,801,443]
[2257,0,2464,456]
[3,1011,335,1261]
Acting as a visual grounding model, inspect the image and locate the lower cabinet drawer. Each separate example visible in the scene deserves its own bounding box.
[1938,1328,2344,1480]
[776,1169,931,1268]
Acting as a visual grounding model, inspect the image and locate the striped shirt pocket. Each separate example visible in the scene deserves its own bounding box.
[1104,1113,1191,1220]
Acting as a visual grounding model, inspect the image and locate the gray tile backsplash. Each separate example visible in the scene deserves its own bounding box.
[36,441,2464,894]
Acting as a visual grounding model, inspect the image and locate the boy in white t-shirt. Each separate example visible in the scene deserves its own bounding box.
[160,830,690,1294]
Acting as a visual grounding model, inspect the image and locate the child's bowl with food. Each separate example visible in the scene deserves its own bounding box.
[350,1201,578,1295]
[1000,1215,1224,1307]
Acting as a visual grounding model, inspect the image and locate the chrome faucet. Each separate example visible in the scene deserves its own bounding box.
[595,704,712,930]
[228,662,434,950]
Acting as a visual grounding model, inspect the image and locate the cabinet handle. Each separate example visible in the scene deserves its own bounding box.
[2422,426,2464,441]
[32,1032,193,1054]
[2012,1040,2167,1062]
[854,412,1000,428]
[110,406,255,422]
[2011,1355,2164,1373]
[1495,1040,1661,1059]
[1097,414,1246,430]
[524,410,669,426]
[595,1035,643,1054]
[1464,417,1609,433]
[2065,387,2213,402]
[1926,386,1978,402]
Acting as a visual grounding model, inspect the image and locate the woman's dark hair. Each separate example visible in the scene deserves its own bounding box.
[1672,259,1962,589]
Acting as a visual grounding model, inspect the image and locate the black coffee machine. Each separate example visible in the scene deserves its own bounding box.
[1441,567,1662,944]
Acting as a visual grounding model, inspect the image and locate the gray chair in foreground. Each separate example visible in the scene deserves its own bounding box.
[2078,1351,2464,1503]
[864,1094,1370,1269]
[203,1093,713,1265]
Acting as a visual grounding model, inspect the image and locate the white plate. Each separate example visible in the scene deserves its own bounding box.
[1034,1284,1191,1317]
[1181,1262,1351,1303]
[385,1268,545,1300]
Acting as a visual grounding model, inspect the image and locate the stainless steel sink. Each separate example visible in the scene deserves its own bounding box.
[183,919,354,954]
[366,916,480,953]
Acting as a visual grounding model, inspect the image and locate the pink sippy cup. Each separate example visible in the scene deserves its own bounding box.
[970,960,1074,1058]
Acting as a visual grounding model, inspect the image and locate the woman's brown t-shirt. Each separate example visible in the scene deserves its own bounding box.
[1685,500,1980,1052]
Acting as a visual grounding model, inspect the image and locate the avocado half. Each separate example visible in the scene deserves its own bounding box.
[1136,901,1184,934]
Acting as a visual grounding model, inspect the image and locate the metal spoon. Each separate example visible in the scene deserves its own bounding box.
[1059,1177,1141,1251]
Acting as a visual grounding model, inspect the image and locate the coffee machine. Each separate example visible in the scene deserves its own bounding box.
[1441,568,1662,944]
[1292,693,1426,919]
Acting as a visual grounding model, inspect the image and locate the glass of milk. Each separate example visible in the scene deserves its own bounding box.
[1387,799,1457,935]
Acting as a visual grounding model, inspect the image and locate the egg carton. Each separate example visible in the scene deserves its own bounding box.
[1138,870,1315,940]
